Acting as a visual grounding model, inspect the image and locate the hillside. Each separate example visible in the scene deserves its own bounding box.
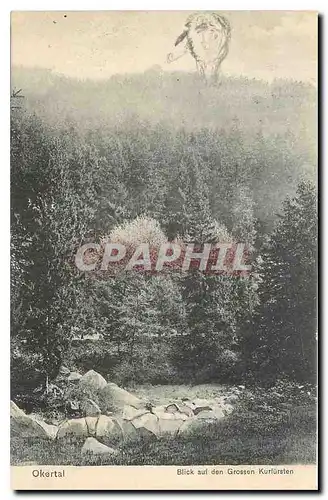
[11,66,317,231]
[11,66,316,159]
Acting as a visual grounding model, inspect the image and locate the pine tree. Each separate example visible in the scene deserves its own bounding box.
[183,149,216,244]
[231,184,257,248]
[11,112,99,395]
[249,180,317,383]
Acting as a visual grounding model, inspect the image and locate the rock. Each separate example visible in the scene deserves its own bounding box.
[152,405,166,418]
[82,399,101,417]
[120,419,138,441]
[193,405,213,415]
[10,401,25,419]
[79,370,107,391]
[163,402,194,418]
[158,414,187,436]
[59,366,70,376]
[81,437,118,456]
[152,404,187,417]
[195,410,219,420]
[85,416,98,437]
[68,372,82,382]
[57,418,88,439]
[101,383,144,413]
[36,420,58,440]
[151,405,188,436]
[183,401,196,411]
[182,399,213,415]
[194,403,231,420]
[131,413,159,438]
[122,405,149,421]
[165,403,180,414]
[96,415,123,444]
[11,401,57,440]
[175,404,194,418]
[192,398,212,408]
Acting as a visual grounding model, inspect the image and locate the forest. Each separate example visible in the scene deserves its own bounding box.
[11,67,317,465]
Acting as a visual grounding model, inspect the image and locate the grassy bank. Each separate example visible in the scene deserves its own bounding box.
[11,388,316,466]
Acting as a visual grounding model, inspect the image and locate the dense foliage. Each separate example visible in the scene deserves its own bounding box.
[10,72,317,401]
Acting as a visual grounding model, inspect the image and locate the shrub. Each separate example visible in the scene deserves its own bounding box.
[110,339,179,386]
[63,340,118,377]
[105,216,167,248]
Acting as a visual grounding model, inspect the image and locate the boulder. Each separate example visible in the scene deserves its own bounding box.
[82,399,101,417]
[195,410,219,420]
[192,398,212,406]
[11,401,57,440]
[85,416,99,437]
[182,400,212,414]
[57,418,88,439]
[10,401,25,419]
[95,415,123,444]
[191,399,213,415]
[158,414,187,436]
[165,403,194,418]
[81,437,118,456]
[194,403,230,420]
[35,419,58,440]
[122,405,149,421]
[151,405,166,418]
[152,405,188,436]
[120,419,138,441]
[177,404,194,418]
[164,403,180,414]
[101,383,144,413]
[182,401,196,411]
[79,370,107,391]
[131,413,159,438]
[68,372,82,383]
[197,404,226,420]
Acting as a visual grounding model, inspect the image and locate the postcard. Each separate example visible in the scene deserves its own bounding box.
[10,10,318,490]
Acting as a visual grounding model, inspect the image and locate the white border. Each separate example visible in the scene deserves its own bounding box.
[4,1,326,10]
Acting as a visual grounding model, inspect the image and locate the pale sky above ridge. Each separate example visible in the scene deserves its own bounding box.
[11,11,317,84]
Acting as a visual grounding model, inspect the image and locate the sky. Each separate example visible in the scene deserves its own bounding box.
[11,11,318,84]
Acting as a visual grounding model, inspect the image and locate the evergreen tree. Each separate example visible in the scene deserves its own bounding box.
[11,112,98,395]
[248,180,317,383]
